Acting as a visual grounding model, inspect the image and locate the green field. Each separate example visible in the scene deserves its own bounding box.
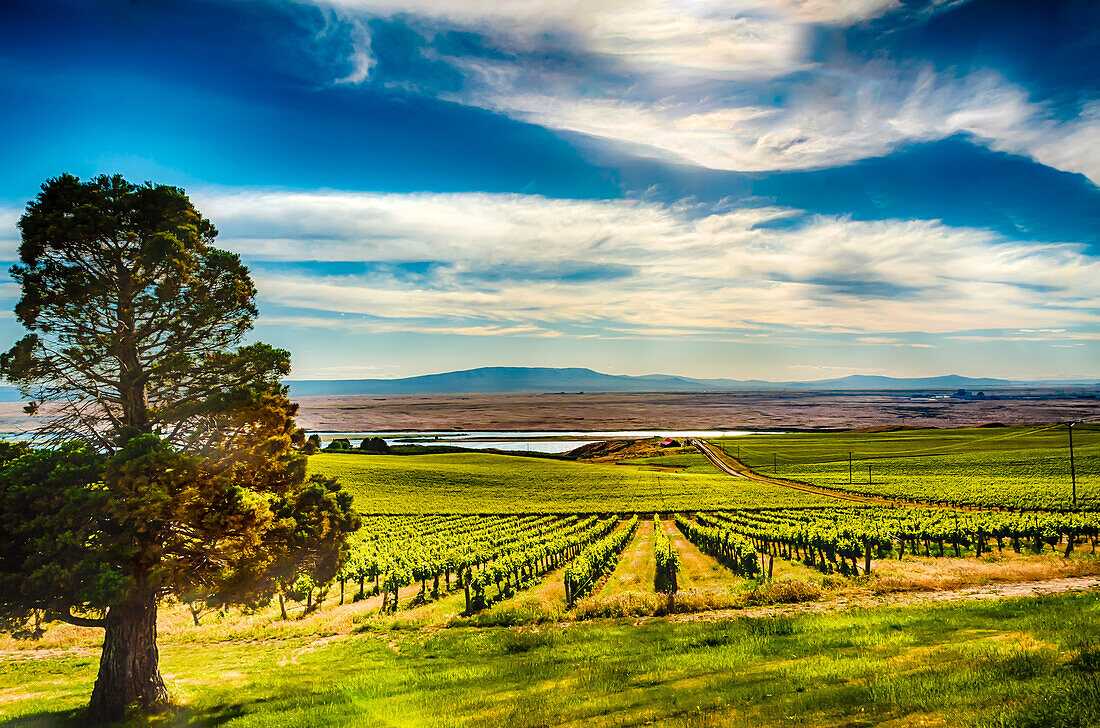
[14,430,1100,726]
[6,592,1099,727]
[713,425,1099,510]
[617,452,727,474]
[310,451,838,513]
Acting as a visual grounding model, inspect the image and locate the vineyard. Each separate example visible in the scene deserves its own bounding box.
[311,505,1100,622]
[295,429,1100,621]
[710,425,1099,510]
[693,507,1100,576]
[12,441,1100,727]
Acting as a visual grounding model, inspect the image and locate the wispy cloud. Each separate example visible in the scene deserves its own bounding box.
[0,207,22,261]
[255,313,563,338]
[297,0,1100,183]
[195,188,1100,339]
[331,16,374,84]
[947,331,1100,343]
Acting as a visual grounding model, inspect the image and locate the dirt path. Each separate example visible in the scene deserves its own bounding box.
[692,439,909,507]
[665,575,1100,623]
[493,563,570,610]
[601,519,656,597]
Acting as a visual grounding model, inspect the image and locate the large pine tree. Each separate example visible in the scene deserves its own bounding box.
[0,174,359,719]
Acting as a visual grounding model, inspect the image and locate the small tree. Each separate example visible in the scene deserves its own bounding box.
[0,175,359,719]
[359,436,390,453]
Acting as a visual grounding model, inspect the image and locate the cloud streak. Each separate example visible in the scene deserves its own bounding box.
[195,189,1100,340]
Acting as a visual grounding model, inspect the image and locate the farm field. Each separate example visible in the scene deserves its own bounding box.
[712,425,1100,510]
[5,592,1100,728]
[309,451,840,513]
[10,433,1100,726]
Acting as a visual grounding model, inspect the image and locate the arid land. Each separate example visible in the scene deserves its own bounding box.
[1,390,1096,435]
[1,388,1097,438]
[257,389,1090,432]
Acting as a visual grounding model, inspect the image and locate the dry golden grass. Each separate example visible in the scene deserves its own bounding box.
[571,578,825,618]
[573,591,666,618]
[0,590,389,653]
[4,547,1098,654]
[871,550,1100,591]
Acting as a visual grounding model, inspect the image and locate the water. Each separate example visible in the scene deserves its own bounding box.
[313,429,759,454]
[0,428,764,454]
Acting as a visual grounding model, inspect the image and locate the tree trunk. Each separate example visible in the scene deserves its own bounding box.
[88,590,168,720]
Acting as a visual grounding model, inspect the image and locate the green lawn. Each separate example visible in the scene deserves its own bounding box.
[713,425,1100,510]
[310,451,837,514]
[5,592,1099,727]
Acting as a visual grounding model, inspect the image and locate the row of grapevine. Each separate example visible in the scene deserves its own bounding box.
[564,516,639,605]
[675,514,759,578]
[465,515,620,612]
[652,516,680,593]
[699,507,1100,576]
[339,514,571,611]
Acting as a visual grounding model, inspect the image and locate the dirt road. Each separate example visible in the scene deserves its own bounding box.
[691,438,898,506]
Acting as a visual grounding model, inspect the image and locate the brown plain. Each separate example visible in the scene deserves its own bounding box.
[1,389,1096,434]
[266,390,1090,431]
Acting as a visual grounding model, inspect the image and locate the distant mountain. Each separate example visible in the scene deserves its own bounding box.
[286,367,710,396]
[284,367,1030,396]
[2,370,1091,403]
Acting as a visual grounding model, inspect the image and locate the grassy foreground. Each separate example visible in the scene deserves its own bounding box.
[4,592,1099,728]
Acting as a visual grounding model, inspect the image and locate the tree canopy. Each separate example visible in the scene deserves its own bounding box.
[0,175,359,719]
[2,173,287,451]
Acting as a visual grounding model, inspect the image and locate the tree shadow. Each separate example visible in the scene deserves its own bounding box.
[2,698,277,728]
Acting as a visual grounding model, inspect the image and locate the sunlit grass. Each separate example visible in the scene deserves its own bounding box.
[714,425,1099,509]
[309,451,838,514]
[4,593,1099,727]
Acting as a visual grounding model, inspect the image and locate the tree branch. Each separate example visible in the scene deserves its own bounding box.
[47,607,106,628]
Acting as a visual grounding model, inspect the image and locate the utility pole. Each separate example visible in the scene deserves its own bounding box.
[1069,422,1077,509]
[773,453,777,474]
[849,452,853,485]
[868,465,872,485]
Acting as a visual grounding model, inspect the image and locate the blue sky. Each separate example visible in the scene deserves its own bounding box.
[0,0,1097,381]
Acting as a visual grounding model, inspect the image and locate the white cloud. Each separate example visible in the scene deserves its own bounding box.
[465,65,1100,181]
[0,207,22,261]
[256,312,562,337]
[332,16,374,84]
[198,188,1100,339]
[300,0,1100,182]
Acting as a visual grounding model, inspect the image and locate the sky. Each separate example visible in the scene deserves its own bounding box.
[0,0,1097,382]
